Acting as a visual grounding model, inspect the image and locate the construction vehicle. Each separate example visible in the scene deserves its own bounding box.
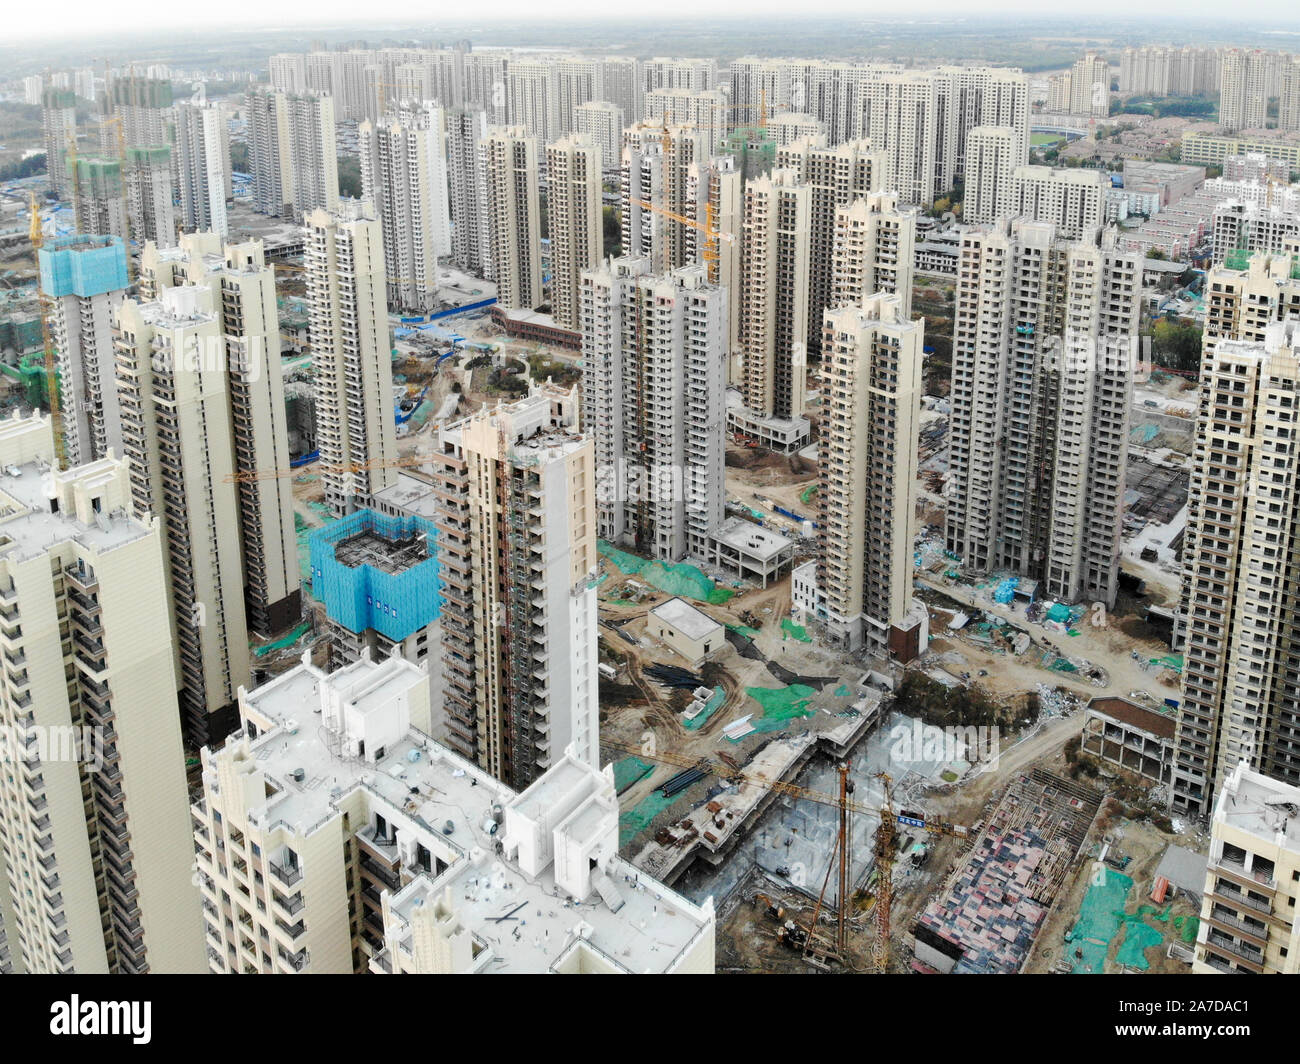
[27,193,66,470]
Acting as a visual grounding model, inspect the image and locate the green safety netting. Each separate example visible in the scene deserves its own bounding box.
[598,540,734,604]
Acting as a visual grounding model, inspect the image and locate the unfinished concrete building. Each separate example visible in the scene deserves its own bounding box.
[580,257,727,561]
[945,220,1140,609]
[620,124,707,278]
[428,387,599,791]
[37,234,130,466]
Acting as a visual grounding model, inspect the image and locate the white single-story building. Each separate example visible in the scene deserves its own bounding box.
[648,597,724,668]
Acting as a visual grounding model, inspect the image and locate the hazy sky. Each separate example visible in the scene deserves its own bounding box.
[6,1,1300,43]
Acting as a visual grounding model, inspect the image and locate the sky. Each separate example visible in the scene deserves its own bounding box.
[5,1,1300,43]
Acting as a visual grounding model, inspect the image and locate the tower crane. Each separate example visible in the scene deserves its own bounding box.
[631,198,733,265]
[601,736,971,968]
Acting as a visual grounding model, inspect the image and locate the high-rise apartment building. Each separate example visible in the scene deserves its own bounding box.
[1171,315,1300,817]
[829,192,916,317]
[69,156,128,244]
[194,654,714,974]
[1281,56,1300,133]
[620,124,707,277]
[446,109,490,276]
[580,258,727,559]
[545,134,604,332]
[41,87,77,199]
[0,414,204,974]
[175,102,229,238]
[643,89,728,153]
[247,89,340,221]
[1119,46,1220,97]
[506,60,560,145]
[481,127,543,312]
[963,125,1018,225]
[114,284,247,743]
[360,104,452,312]
[246,88,293,217]
[1006,165,1109,241]
[817,293,924,653]
[37,234,130,466]
[733,169,813,451]
[1193,761,1300,973]
[1067,53,1111,118]
[305,203,398,516]
[776,137,891,349]
[146,237,301,637]
[945,220,1140,609]
[104,75,174,150]
[124,146,177,248]
[1220,49,1274,132]
[575,100,625,172]
[429,386,599,791]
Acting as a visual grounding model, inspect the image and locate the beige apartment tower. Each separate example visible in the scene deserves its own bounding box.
[481,127,544,312]
[817,294,924,653]
[1193,761,1300,973]
[1171,319,1300,817]
[0,414,203,974]
[305,203,398,516]
[114,276,253,746]
[546,134,604,332]
[429,387,599,791]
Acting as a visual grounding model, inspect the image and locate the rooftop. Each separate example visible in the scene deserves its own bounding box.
[1215,762,1300,851]
[227,657,714,973]
[710,515,794,561]
[649,596,723,642]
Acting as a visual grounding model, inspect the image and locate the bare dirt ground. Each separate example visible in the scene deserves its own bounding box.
[1025,812,1200,975]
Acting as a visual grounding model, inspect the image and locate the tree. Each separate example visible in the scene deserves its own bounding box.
[1150,318,1201,372]
[0,153,45,181]
[602,205,621,257]
[337,154,361,198]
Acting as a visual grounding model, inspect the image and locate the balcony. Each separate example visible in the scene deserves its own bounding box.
[269,860,302,887]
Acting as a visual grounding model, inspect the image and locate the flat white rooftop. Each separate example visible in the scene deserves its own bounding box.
[1216,762,1300,851]
[649,596,722,642]
[0,458,149,563]
[711,516,794,562]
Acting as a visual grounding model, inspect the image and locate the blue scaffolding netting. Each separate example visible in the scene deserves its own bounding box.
[309,509,442,642]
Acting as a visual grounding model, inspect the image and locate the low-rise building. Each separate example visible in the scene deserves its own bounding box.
[647,597,724,668]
